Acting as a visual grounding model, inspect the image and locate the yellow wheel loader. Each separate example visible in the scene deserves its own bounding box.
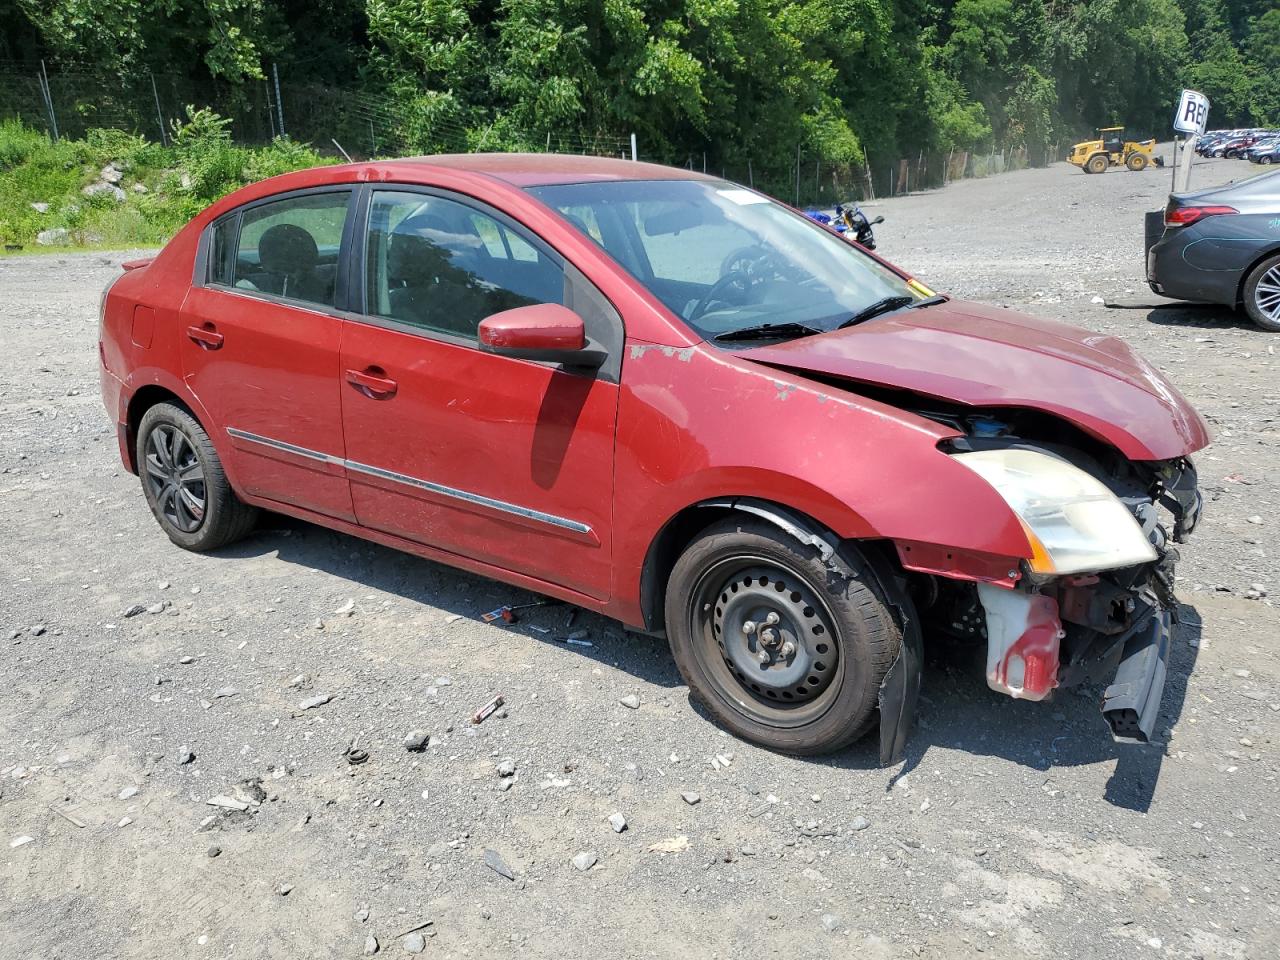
[1067,127,1164,173]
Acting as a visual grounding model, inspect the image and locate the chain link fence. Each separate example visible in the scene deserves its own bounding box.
[0,61,632,160]
[1,60,1044,207]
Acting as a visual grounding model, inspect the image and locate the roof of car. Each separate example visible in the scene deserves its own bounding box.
[367,153,716,187]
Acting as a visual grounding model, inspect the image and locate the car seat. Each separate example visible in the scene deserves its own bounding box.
[256,223,329,303]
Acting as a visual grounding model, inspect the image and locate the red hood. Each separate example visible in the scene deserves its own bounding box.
[731,300,1209,461]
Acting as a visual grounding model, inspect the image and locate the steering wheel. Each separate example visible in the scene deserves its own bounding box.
[689,270,751,323]
[720,245,774,279]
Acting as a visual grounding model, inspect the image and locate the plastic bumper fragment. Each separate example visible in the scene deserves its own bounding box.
[1101,606,1171,742]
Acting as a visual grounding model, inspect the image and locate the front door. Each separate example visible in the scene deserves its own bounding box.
[180,188,356,521]
[339,187,619,598]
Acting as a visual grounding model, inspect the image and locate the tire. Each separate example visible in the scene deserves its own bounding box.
[664,518,904,755]
[136,402,258,551]
[1126,153,1148,172]
[1262,157,1274,165]
[1086,155,1108,175]
[1242,253,1280,333]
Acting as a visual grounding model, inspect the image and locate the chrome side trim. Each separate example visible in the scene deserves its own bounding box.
[344,460,593,534]
[226,426,592,536]
[227,427,344,465]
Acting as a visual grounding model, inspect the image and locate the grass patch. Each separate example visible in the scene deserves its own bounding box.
[0,111,335,252]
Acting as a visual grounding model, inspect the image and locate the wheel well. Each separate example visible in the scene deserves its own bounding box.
[638,499,851,635]
[123,386,191,472]
[1235,245,1280,308]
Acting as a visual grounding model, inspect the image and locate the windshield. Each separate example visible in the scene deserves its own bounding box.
[527,178,921,341]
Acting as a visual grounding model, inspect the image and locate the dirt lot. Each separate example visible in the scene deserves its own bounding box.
[2,151,1278,960]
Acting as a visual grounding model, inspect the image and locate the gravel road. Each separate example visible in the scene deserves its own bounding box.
[2,151,1277,960]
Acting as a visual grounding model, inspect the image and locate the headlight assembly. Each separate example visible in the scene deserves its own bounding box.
[953,448,1157,575]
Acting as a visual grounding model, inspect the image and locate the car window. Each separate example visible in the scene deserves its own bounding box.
[227,191,351,308]
[208,215,236,286]
[364,190,566,339]
[556,205,606,245]
[529,178,915,340]
[631,203,756,285]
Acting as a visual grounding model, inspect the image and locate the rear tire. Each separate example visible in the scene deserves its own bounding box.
[136,402,258,551]
[1126,153,1148,172]
[1243,253,1280,333]
[664,518,903,755]
[1086,155,1108,175]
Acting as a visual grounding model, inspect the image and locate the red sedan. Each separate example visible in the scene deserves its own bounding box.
[99,154,1208,761]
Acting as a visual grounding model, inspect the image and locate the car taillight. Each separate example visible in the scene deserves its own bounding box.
[1164,204,1239,227]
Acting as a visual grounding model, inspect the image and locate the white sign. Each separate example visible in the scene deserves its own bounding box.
[1173,89,1210,136]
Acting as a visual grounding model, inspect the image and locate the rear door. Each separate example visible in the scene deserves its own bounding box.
[180,187,357,520]
[338,186,621,598]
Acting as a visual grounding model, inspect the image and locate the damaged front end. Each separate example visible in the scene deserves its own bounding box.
[893,409,1202,755]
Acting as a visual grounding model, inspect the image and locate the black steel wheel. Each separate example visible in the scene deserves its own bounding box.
[136,402,258,551]
[665,517,905,755]
[691,559,844,726]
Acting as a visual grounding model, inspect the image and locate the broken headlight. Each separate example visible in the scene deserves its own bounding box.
[953,448,1158,575]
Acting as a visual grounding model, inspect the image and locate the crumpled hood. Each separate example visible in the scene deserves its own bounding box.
[730,300,1210,461]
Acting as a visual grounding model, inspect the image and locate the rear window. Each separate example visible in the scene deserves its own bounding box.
[207,191,351,309]
[208,216,236,286]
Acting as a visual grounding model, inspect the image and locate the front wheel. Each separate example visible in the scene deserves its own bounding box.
[136,402,258,551]
[1243,253,1280,332]
[664,518,904,755]
[1126,153,1148,172]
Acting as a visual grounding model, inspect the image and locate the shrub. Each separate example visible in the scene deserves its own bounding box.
[0,115,337,250]
[0,119,51,170]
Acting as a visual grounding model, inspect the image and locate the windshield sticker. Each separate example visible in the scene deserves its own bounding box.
[716,188,769,206]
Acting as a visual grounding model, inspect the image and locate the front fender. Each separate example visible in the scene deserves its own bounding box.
[610,345,1034,623]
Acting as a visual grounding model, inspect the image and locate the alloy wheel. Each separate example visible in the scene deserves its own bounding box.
[1256,265,1280,326]
[689,557,844,727]
[144,424,207,533]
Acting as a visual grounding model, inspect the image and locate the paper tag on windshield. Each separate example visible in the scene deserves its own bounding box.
[717,189,769,205]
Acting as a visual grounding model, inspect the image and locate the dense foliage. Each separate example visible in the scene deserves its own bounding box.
[0,112,333,247]
[2,0,1275,168]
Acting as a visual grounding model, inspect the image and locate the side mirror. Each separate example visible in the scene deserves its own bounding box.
[871,216,885,226]
[478,303,605,368]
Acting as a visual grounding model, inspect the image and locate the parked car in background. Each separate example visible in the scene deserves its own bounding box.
[1248,140,1280,165]
[1195,129,1279,159]
[1147,168,1280,330]
[100,155,1207,761]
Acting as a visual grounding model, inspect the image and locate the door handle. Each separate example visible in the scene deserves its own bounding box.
[346,367,398,399]
[187,324,224,349]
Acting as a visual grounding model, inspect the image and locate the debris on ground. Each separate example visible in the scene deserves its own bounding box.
[472,695,504,725]
[646,836,690,854]
[206,795,249,812]
[483,849,515,881]
[403,729,430,752]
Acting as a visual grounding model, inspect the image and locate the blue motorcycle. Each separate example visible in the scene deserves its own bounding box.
[804,202,883,250]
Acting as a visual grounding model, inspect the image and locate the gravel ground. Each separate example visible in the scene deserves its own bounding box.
[2,151,1277,960]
